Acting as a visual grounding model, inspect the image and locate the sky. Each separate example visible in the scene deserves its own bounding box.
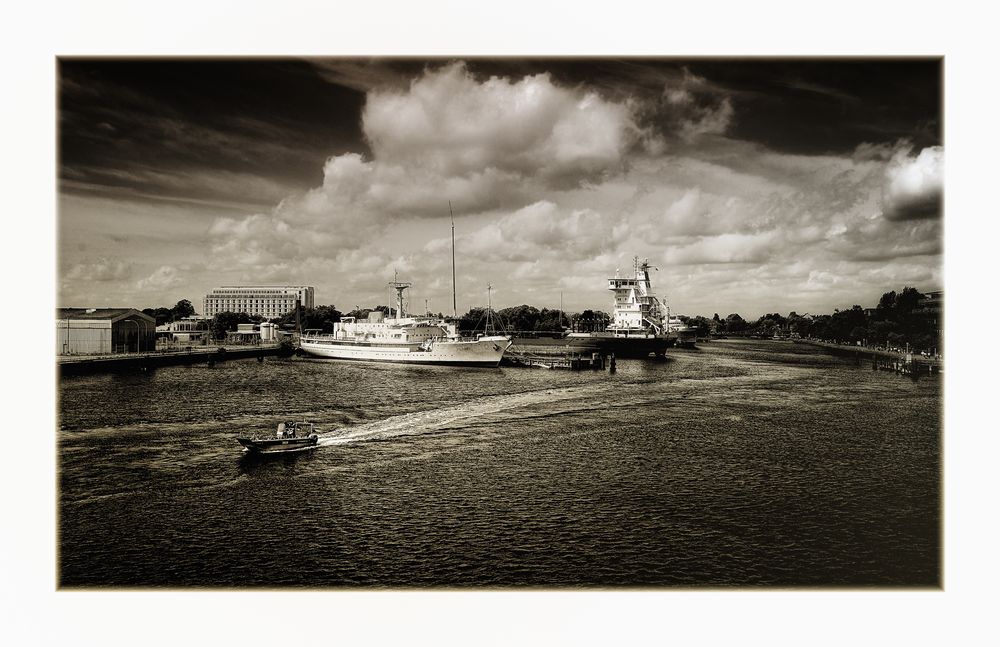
[57,57,942,319]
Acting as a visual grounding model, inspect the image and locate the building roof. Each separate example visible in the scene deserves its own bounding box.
[57,308,155,322]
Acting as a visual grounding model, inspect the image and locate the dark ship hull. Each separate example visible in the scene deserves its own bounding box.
[566,332,671,358]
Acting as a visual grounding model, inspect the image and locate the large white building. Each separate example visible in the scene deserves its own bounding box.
[203,286,315,319]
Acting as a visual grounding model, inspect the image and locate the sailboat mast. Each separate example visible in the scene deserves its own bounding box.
[486,283,492,334]
[449,201,457,318]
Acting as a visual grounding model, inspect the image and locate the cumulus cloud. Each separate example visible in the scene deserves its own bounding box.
[363,62,637,184]
[135,265,183,291]
[442,201,625,263]
[204,64,646,270]
[65,257,133,281]
[653,187,752,239]
[666,231,780,265]
[882,145,943,221]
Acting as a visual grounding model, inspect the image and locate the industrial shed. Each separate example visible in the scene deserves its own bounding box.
[57,308,156,355]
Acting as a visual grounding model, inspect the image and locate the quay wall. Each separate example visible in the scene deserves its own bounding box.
[58,344,289,376]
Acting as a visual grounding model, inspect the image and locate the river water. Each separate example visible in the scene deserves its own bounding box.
[58,340,940,587]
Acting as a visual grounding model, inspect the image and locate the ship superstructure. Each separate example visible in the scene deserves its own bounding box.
[606,257,667,336]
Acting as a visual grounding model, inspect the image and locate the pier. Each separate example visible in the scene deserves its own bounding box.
[793,339,942,376]
[58,344,289,376]
[502,345,606,370]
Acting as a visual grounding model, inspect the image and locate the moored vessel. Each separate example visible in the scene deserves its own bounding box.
[666,316,699,348]
[299,281,511,367]
[565,257,671,358]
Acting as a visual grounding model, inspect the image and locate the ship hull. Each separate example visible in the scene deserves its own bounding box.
[565,332,671,358]
[237,436,318,454]
[299,336,510,367]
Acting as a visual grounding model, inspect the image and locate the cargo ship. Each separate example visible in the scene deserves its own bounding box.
[561,257,672,358]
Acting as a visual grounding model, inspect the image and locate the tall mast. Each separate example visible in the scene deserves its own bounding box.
[486,283,493,334]
[449,201,457,318]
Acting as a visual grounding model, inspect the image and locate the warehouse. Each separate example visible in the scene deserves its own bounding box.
[57,308,156,355]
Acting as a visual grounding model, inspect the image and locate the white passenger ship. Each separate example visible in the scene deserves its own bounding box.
[299,281,511,367]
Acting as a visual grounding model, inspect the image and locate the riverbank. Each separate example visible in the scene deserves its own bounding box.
[58,344,289,376]
[793,339,942,374]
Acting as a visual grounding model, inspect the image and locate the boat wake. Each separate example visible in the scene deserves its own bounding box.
[315,384,608,447]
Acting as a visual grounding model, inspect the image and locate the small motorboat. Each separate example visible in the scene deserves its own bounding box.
[237,421,319,454]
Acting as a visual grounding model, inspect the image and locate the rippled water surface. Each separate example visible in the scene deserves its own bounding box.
[58,340,940,587]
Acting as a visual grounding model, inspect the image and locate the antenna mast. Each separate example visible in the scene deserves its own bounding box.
[486,283,493,334]
[449,201,457,319]
[388,274,411,321]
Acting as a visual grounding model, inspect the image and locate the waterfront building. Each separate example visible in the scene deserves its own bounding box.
[57,308,156,355]
[202,285,315,319]
[225,323,258,345]
[918,290,943,333]
[155,316,210,344]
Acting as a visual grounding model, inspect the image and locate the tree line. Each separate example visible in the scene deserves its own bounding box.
[705,287,940,352]
[141,299,196,325]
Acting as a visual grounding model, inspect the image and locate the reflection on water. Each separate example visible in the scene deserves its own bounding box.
[58,340,940,587]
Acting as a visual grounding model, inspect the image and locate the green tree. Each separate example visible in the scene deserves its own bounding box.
[171,299,195,320]
[276,305,343,332]
[894,287,922,316]
[688,315,712,336]
[725,313,747,333]
[344,308,372,321]
[210,311,251,340]
[868,320,898,345]
[497,305,542,332]
[535,307,569,331]
[458,307,489,333]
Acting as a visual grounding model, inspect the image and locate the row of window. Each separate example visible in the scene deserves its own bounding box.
[209,293,310,299]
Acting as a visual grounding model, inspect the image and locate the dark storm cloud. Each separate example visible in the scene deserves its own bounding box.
[58,58,369,205]
[424,58,940,155]
[676,59,941,154]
